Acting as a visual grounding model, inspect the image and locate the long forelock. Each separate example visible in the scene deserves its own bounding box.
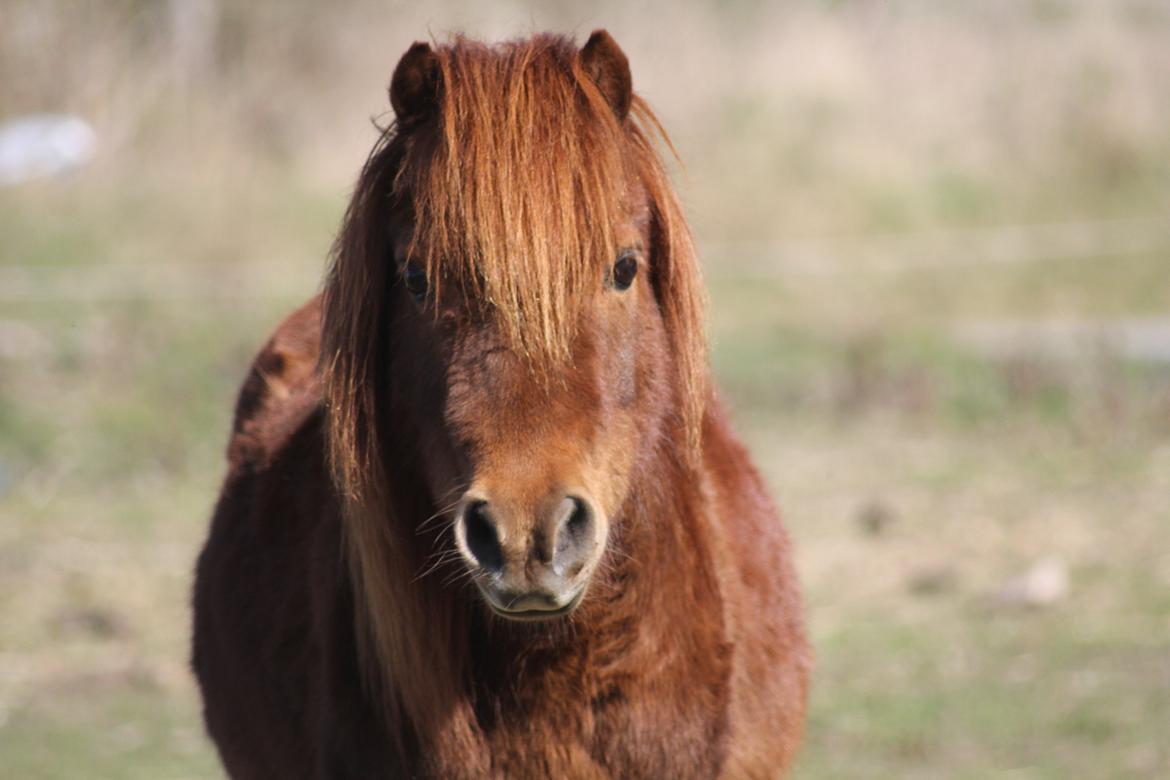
[396,35,635,364]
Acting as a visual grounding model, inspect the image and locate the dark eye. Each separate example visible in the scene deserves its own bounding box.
[403,263,428,303]
[610,253,638,291]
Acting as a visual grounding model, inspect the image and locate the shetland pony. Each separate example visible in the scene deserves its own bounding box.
[192,31,809,778]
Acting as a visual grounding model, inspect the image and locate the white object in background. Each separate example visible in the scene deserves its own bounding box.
[0,114,97,186]
[995,556,1070,608]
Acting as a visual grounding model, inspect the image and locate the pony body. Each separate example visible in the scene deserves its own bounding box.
[192,31,809,779]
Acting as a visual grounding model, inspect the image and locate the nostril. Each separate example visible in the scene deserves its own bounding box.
[462,501,503,573]
[556,497,593,559]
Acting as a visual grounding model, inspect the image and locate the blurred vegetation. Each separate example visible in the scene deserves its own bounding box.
[2,1,1169,777]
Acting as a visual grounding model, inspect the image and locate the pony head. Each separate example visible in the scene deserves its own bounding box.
[323,31,707,623]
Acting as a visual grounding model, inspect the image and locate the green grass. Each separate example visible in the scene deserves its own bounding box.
[1,687,218,780]
[736,413,1170,778]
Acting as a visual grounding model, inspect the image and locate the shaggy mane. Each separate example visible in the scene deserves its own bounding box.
[317,33,709,757]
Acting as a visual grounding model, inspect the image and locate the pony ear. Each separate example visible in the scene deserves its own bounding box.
[390,42,441,125]
[579,30,632,121]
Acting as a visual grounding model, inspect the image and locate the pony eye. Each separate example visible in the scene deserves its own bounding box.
[403,263,428,302]
[610,254,638,291]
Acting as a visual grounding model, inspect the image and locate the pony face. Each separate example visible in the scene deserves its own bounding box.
[388,202,671,619]
[322,32,707,623]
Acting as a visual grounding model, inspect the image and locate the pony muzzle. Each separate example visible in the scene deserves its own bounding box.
[453,492,605,619]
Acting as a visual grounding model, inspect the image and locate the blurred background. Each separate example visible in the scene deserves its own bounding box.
[2,0,1168,777]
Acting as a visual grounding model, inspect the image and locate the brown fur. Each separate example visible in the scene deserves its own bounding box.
[193,31,809,779]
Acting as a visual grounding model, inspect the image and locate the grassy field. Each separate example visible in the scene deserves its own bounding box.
[3,1,1170,777]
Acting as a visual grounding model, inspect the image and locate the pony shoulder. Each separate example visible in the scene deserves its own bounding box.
[226,296,323,471]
